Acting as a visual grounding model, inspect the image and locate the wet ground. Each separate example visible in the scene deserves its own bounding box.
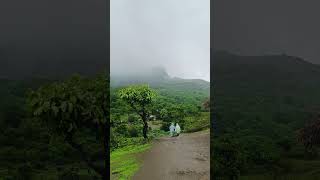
[133,130,210,180]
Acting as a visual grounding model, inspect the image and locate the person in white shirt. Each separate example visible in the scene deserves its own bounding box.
[175,123,181,136]
[169,122,175,137]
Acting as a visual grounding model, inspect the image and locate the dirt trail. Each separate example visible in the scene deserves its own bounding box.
[133,130,210,180]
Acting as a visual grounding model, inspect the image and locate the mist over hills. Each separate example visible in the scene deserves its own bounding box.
[111,66,169,83]
[111,66,209,90]
[110,66,210,104]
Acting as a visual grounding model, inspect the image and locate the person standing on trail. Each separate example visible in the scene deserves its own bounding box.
[175,123,181,136]
[169,122,175,137]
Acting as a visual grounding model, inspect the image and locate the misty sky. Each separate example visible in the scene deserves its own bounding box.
[111,0,210,81]
[214,0,320,64]
[0,0,107,78]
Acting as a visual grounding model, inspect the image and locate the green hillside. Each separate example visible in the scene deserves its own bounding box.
[212,51,320,179]
[0,69,210,179]
[111,67,210,105]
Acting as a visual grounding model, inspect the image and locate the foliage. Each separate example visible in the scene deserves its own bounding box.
[213,51,320,177]
[27,74,109,179]
[28,74,109,137]
[184,112,210,133]
[110,74,209,179]
[110,144,151,180]
[240,136,281,167]
[118,85,157,107]
[0,71,210,178]
[202,98,210,111]
[118,84,157,139]
[213,135,245,180]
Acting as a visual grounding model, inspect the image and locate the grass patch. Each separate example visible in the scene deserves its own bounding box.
[110,143,151,180]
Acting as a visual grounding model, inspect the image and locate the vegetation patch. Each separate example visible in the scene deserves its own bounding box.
[184,112,210,133]
[110,144,151,180]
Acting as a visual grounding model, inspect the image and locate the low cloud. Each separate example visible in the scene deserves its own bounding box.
[111,0,210,81]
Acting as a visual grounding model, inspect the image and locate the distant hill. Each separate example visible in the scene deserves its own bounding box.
[213,51,320,105]
[110,66,170,86]
[111,66,210,105]
[212,50,320,138]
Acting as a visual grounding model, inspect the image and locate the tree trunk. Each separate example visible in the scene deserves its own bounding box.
[143,118,148,139]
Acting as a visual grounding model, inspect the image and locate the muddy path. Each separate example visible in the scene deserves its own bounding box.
[133,130,210,180]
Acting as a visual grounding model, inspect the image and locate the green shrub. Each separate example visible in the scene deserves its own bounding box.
[184,112,210,132]
[213,135,246,179]
[240,136,281,166]
[58,167,80,180]
[128,114,140,124]
[127,125,140,137]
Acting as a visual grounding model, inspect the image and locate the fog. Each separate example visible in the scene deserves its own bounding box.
[0,0,107,79]
[111,0,210,81]
[214,0,320,64]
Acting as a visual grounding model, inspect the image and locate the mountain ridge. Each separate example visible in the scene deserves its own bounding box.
[111,66,209,87]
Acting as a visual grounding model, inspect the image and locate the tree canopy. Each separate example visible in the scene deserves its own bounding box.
[28,74,109,179]
[118,84,157,139]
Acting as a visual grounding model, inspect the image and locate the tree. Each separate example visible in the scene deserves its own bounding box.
[202,97,210,111]
[298,114,320,158]
[118,84,156,139]
[159,108,169,120]
[27,74,109,179]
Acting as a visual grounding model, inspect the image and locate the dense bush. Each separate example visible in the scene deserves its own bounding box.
[184,112,210,133]
[213,135,246,180]
[243,137,280,164]
[128,114,140,124]
[127,125,141,137]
